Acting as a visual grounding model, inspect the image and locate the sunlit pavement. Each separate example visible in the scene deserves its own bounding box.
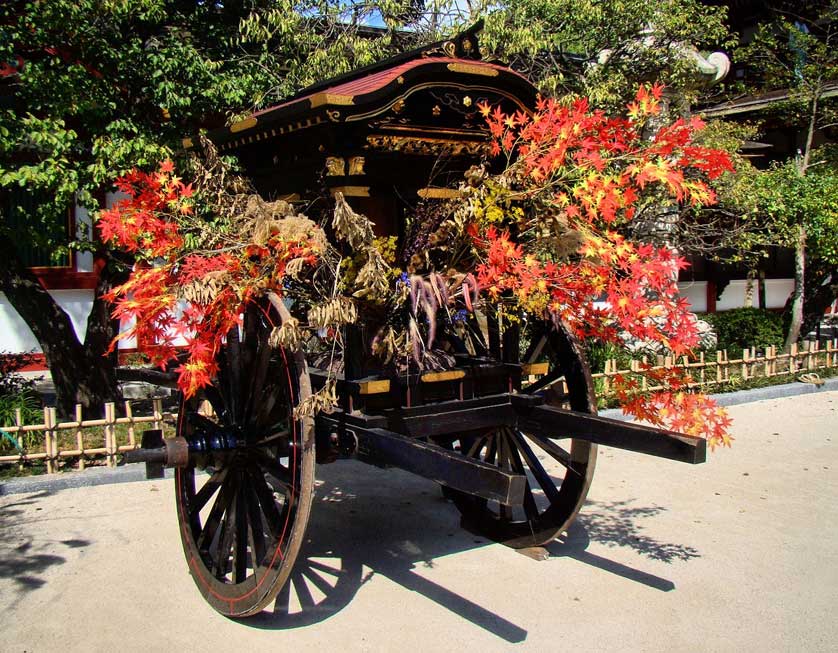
[2,391,836,652]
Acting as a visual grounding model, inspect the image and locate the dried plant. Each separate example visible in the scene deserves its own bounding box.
[293,378,338,419]
[307,296,358,329]
[269,318,305,350]
[332,192,375,250]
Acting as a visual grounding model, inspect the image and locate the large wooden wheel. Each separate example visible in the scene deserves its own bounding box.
[450,319,597,548]
[174,302,315,617]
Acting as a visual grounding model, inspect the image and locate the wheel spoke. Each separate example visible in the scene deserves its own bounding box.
[496,432,508,472]
[245,329,273,426]
[226,326,242,422]
[523,368,563,395]
[254,450,294,495]
[251,427,291,447]
[191,467,228,517]
[502,430,540,521]
[495,434,513,520]
[233,473,249,583]
[510,431,562,505]
[522,334,547,364]
[464,434,488,458]
[246,465,284,538]
[525,433,583,476]
[201,384,230,426]
[188,412,226,438]
[197,474,236,554]
[244,476,267,567]
[484,434,497,465]
[212,485,238,580]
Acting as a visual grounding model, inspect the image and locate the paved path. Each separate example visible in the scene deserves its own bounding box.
[2,392,837,652]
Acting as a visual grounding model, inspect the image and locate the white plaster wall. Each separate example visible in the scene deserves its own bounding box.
[1,193,139,355]
[763,279,794,310]
[716,278,794,311]
[0,290,94,352]
[677,280,707,313]
[717,280,758,310]
[0,291,139,353]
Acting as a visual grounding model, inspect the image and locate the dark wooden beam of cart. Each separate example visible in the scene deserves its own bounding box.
[125,26,706,619]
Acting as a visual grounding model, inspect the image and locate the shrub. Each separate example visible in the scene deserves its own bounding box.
[585,339,633,373]
[702,308,785,356]
[0,352,43,452]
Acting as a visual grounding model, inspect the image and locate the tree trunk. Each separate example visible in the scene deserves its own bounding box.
[784,89,819,350]
[784,225,806,349]
[802,265,838,338]
[0,234,121,416]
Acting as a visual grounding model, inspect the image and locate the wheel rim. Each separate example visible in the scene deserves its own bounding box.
[174,303,315,617]
[451,319,597,548]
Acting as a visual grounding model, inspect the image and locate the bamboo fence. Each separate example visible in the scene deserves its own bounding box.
[592,339,838,394]
[1,339,836,475]
[0,398,170,474]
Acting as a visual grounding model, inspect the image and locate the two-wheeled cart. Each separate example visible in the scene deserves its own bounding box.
[126,28,705,617]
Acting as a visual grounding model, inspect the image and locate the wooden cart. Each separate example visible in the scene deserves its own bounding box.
[126,29,706,617]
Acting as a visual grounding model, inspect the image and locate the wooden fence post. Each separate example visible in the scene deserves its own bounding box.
[125,400,136,449]
[44,406,56,474]
[15,407,24,472]
[105,402,117,468]
[75,404,85,471]
[76,404,85,471]
[153,398,163,433]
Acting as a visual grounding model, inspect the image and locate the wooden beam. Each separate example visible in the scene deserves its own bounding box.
[515,403,706,464]
[421,369,466,383]
[521,362,549,376]
[359,379,390,395]
[338,422,526,505]
[391,403,517,439]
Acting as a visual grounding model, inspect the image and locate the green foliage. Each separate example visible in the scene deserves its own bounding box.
[478,0,733,107]
[749,158,838,265]
[0,0,425,253]
[702,308,784,356]
[683,3,838,346]
[674,120,775,267]
[0,0,740,253]
[0,352,43,452]
[736,3,838,136]
[585,339,632,374]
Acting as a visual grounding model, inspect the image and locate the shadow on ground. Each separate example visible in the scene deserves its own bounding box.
[546,499,701,593]
[244,463,699,638]
[0,491,92,596]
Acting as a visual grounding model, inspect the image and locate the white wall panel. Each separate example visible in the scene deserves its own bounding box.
[0,290,93,352]
[677,281,707,313]
[763,279,793,310]
[717,280,757,310]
